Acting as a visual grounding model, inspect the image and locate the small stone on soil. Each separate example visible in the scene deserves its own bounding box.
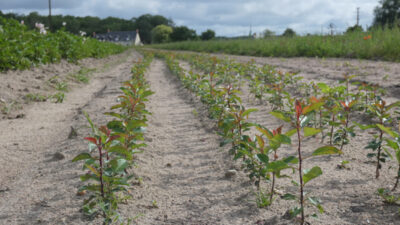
[52,152,65,161]
[225,169,237,178]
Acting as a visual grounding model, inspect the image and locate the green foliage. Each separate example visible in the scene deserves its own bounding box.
[373,0,400,28]
[73,53,154,224]
[282,28,296,37]
[0,16,126,71]
[150,27,400,61]
[151,24,173,43]
[201,29,215,40]
[263,29,275,38]
[346,25,364,33]
[134,14,174,44]
[149,49,400,224]
[171,26,197,42]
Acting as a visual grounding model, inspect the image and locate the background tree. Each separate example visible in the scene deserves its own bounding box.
[170,26,197,42]
[345,25,364,33]
[151,24,173,43]
[263,28,275,38]
[132,14,173,43]
[373,0,400,28]
[201,29,215,40]
[282,28,296,37]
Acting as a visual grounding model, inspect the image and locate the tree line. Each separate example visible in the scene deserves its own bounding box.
[0,11,215,44]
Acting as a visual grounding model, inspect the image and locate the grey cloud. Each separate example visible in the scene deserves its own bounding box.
[0,0,83,10]
[1,0,380,36]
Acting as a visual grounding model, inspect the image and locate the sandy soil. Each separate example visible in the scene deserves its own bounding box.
[0,49,141,224]
[1,50,400,225]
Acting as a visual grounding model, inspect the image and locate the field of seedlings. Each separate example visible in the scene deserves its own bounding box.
[1,38,400,224]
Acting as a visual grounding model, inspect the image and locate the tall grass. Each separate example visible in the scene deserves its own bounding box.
[150,28,400,61]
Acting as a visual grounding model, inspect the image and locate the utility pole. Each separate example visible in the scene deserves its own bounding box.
[249,24,252,37]
[48,0,52,30]
[356,7,360,26]
[328,23,335,36]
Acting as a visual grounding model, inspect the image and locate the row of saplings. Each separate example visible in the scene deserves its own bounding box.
[151,50,400,225]
[72,53,154,224]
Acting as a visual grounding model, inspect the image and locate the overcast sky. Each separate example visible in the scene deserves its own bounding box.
[0,0,380,36]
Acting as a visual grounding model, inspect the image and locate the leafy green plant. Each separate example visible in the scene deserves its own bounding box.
[335,100,357,151]
[272,99,342,224]
[357,99,400,178]
[73,53,153,224]
[377,188,400,205]
[73,114,132,223]
[376,124,400,190]
[0,16,127,71]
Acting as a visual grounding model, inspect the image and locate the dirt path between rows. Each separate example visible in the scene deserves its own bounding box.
[0,50,141,224]
[122,59,262,224]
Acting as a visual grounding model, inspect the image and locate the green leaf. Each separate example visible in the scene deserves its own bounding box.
[385,138,399,151]
[274,134,292,145]
[72,153,92,162]
[302,102,324,115]
[83,111,96,134]
[282,193,297,200]
[108,146,133,161]
[242,108,258,118]
[317,83,330,93]
[270,111,291,122]
[354,122,376,130]
[256,154,269,165]
[376,124,399,138]
[312,146,342,156]
[110,158,129,173]
[387,101,400,110]
[268,161,289,172]
[303,166,322,185]
[104,112,122,119]
[304,127,321,137]
[283,156,298,164]
[285,129,297,137]
[308,197,324,213]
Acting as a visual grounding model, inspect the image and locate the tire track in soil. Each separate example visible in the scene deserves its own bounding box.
[124,59,264,225]
[0,51,141,225]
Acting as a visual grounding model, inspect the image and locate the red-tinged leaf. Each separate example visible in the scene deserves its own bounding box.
[85,164,100,177]
[340,101,347,108]
[295,100,302,119]
[256,135,265,152]
[84,137,98,145]
[256,126,273,139]
[99,126,110,136]
[310,96,319,104]
[107,135,120,143]
[273,125,283,136]
[302,102,324,115]
[348,100,357,108]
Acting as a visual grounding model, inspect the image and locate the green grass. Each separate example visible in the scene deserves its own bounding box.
[149,28,400,61]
